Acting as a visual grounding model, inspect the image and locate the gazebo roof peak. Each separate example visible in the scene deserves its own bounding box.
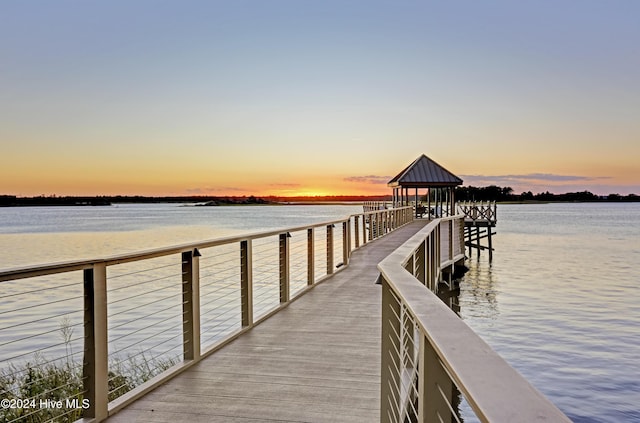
[388,154,463,188]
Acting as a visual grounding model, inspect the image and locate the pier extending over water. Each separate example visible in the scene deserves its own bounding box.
[107,219,429,423]
[0,205,569,423]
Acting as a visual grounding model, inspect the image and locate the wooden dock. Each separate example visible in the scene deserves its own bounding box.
[106,220,430,423]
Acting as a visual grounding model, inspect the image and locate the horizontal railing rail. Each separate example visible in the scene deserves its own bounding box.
[377,215,570,422]
[0,206,413,423]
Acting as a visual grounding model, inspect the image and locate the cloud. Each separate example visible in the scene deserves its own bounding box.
[458,173,629,195]
[460,173,611,184]
[344,175,391,185]
[185,186,246,194]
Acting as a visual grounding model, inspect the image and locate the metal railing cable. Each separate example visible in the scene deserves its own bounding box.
[0,295,83,316]
[0,309,81,332]
[107,260,177,281]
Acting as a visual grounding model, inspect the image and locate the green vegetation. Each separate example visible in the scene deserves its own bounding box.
[0,320,177,422]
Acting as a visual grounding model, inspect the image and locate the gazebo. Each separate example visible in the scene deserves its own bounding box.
[388,154,463,218]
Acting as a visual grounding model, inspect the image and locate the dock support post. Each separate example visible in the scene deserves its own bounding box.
[182,250,201,362]
[279,233,290,303]
[476,227,481,259]
[488,227,493,262]
[240,240,253,327]
[82,264,109,421]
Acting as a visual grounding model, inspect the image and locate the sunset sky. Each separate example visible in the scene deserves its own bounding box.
[1,1,639,197]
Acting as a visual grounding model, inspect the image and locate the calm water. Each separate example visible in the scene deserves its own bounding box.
[0,203,362,267]
[1,203,639,422]
[459,203,640,423]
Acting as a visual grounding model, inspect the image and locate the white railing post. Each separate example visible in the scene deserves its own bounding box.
[182,250,201,362]
[380,277,401,423]
[279,233,290,303]
[367,213,373,242]
[240,240,253,328]
[307,228,314,285]
[435,224,442,282]
[430,234,437,291]
[82,263,109,421]
[326,224,334,274]
[383,211,388,235]
[342,221,349,266]
[418,334,454,421]
[354,215,360,248]
[458,216,465,256]
[417,239,426,286]
[404,252,414,274]
[449,219,454,262]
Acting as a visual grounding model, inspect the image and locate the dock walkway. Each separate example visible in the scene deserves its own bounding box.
[106,220,429,423]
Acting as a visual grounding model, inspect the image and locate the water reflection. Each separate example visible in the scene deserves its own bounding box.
[458,258,499,320]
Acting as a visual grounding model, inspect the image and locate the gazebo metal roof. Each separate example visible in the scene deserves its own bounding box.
[388,154,463,188]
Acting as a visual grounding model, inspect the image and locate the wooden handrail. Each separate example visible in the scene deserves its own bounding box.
[377,215,570,422]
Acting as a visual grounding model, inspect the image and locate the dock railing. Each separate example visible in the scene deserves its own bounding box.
[0,206,413,423]
[457,201,497,225]
[377,215,570,423]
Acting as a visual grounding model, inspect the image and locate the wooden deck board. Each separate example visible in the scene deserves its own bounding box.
[106,220,429,423]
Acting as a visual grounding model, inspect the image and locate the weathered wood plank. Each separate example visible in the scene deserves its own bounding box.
[106,221,429,423]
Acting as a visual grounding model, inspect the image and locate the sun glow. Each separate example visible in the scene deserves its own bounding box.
[280,189,333,197]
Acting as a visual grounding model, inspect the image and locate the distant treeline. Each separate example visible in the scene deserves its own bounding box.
[264,195,390,203]
[454,186,640,202]
[0,195,113,207]
[2,189,638,207]
[0,195,273,207]
[0,194,389,207]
